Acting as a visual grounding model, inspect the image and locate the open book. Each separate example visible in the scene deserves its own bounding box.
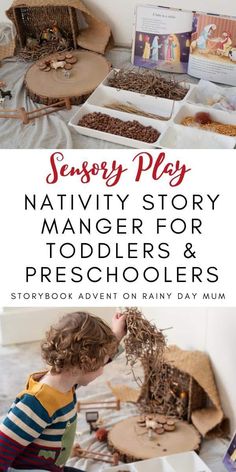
[223,431,236,471]
[131,5,236,86]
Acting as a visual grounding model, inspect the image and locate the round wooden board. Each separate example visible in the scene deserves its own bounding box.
[108,416,201,462]
[25,50,110,105]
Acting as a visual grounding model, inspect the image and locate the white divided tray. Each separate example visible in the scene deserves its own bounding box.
[69,69,236,149]
[104,452,212,472]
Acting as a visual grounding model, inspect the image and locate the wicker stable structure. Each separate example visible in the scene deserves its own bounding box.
[138,346,225,437]
[139,360,207,422]
[8,5,79,50]
[6,0,111,55]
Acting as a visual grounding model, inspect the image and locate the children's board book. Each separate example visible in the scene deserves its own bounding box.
[223,431,236,471]
[131,5,236,86]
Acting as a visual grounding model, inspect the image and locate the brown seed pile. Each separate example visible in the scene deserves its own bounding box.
[181,116,236,137]
[107,69,188,100]
[78,112,160,143]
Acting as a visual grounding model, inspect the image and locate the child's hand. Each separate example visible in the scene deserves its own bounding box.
[112,312,127,342]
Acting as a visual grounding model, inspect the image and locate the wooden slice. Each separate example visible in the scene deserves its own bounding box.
[66,57,77,64]
[25,50,110,105]
[108,416,201,462]
[156,427,165,434]
[57,54,66,61]
[167,420,175,426]
[164,424,176,432]
[155,417,167,424]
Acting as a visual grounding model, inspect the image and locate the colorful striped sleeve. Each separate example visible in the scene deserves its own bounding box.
[0,393,52,471]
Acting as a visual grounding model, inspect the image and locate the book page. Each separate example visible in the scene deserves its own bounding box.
[188,13,236,85]
[132,5,193,73]
[223,431,236,471]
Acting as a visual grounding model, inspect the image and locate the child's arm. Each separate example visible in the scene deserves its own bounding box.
[0,393,52,471]
[107,312,127,361]
[112,312,127,342]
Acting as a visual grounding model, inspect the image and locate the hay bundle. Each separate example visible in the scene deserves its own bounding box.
[123,308,191,418]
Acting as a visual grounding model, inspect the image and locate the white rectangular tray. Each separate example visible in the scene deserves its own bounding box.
[103,451,212,472]
[69,68,236,149]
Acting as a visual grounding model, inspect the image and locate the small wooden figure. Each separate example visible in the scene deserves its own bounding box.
[26,37,40,50]
[64,69,71,79]
[0,98,71,123]
[51,23,62,40]
[71,444,119,465]
[40,28,52,43]
[77,399,120,412]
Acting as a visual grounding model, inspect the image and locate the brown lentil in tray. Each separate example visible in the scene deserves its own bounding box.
[78,112,160,143]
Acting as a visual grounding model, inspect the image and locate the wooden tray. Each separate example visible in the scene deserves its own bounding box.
[108,416,201,462]
[24,49,110,105]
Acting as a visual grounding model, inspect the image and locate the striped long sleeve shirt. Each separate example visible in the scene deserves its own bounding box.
[0,372,77,472]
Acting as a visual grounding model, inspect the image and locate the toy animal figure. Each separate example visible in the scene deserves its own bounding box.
[0,97,5,105]
[145,419,158,430]
[50,60,66,70]
[0,89,12,100]
[26,37,40,50]
[229,48,236,62]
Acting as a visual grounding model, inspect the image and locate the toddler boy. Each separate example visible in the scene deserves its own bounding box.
[0,311,126,471]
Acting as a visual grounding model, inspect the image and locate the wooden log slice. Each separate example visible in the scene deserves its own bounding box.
[57,54,66,61]
[66,57,77,64]
[25,50,110,106]
[108,416,201,463]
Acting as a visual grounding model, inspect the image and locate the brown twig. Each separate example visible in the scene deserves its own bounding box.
[122,308,188,418]
[104,100,175,121]
[108,70,188,101]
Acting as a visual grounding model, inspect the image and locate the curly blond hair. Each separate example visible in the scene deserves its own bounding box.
[41,312,118,374]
